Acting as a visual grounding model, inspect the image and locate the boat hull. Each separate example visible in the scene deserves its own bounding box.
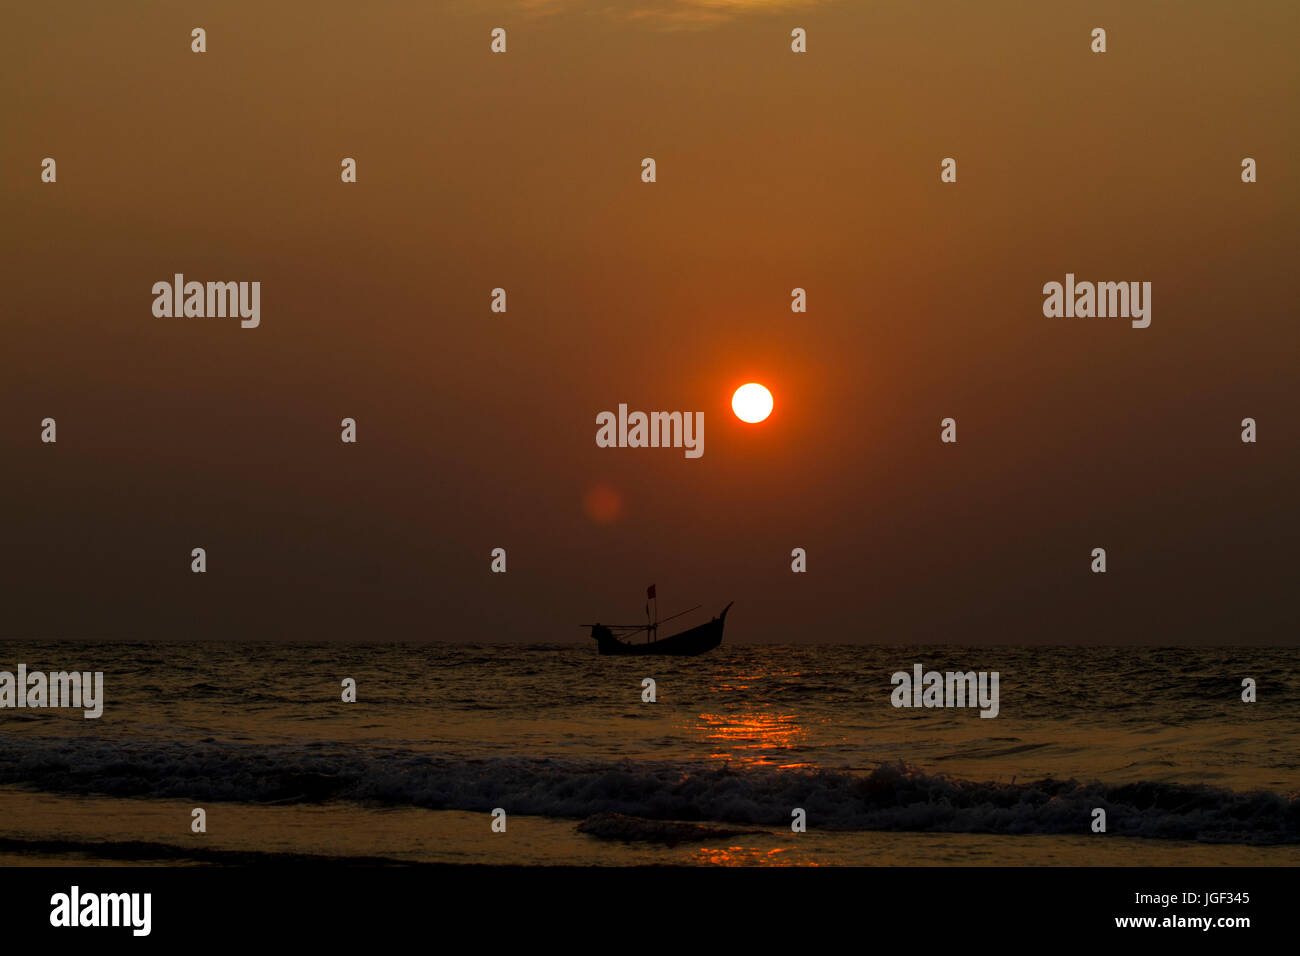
[592,604,731,656]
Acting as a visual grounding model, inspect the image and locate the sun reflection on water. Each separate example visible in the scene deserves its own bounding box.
[692,846,814,867]
[693,711,808,767]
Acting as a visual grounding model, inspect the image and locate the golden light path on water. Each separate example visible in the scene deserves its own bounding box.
[689,667,816,768]
[694,712,811,768]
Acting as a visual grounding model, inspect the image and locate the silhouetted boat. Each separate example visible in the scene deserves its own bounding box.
[585,594,732,656]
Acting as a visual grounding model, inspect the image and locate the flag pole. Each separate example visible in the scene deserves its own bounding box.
[646,584,658,643]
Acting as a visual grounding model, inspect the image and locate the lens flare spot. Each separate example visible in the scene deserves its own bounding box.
[583,484,623,523]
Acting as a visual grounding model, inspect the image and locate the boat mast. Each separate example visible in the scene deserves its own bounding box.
[646,584,658,643]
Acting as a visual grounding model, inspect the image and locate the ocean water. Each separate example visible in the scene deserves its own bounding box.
[0,642,1296,866]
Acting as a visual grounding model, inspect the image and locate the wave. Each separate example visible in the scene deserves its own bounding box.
[1,736,1295,845]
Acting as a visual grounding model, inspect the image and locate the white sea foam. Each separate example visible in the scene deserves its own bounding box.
[0,736,1293,845]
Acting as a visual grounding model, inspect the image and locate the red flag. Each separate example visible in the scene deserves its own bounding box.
[646,584,656,599]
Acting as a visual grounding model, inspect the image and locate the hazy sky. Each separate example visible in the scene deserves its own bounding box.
[2,1,1296,642]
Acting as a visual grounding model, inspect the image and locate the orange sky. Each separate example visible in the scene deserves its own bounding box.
[1,1,1296,642]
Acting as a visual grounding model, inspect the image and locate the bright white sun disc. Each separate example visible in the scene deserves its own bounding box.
[732,383,774,423]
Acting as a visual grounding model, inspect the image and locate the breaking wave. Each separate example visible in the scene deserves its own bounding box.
[1,736,1295,845]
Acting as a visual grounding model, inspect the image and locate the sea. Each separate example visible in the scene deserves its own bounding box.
[0,643,1295,866]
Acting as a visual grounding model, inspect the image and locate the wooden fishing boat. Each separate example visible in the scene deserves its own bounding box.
[585,591,732,656]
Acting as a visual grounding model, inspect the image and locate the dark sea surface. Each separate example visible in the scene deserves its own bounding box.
[0,643,1296,865]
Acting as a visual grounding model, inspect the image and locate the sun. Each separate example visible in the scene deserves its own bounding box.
[731,383,774,423]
